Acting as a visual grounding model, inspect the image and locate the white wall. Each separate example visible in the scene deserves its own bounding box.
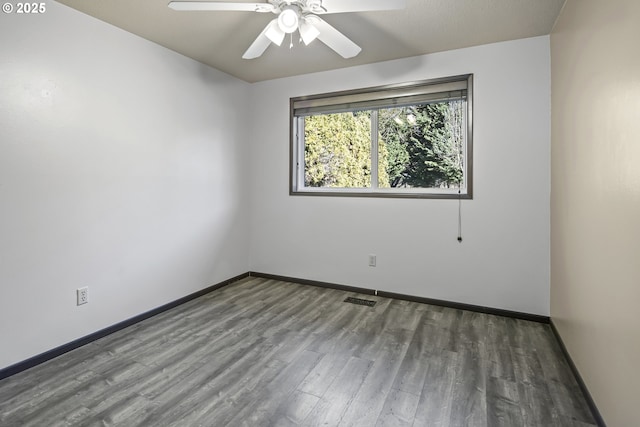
[0,2,250,369]
[551,1,640,425]
[248,36,551,315]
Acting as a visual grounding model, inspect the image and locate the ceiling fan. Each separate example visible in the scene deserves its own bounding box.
[168,0,406,59]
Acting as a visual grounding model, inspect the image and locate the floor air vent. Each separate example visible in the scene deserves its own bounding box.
[344,297,377,307]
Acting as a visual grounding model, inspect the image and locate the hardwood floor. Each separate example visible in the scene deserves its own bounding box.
[0,277,596,426]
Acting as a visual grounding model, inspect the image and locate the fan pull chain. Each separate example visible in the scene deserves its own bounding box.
[289,33,293,49]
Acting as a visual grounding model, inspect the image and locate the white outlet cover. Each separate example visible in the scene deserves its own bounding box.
[77,287,88,305]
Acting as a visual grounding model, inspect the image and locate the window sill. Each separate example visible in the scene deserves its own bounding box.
[290,188,472,199]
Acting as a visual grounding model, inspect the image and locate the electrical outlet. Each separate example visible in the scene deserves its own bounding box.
[368,254,377,267]
[77,287,88,305]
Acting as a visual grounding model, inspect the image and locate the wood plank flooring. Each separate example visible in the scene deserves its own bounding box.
[0,277,597,426]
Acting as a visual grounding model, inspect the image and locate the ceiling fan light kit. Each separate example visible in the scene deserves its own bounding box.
[277,6,299,33]
[167,0,406,59]
[299,18,320,45]
[265,19,285,45]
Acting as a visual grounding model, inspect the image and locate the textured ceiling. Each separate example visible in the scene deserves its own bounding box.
[54,0,565,83]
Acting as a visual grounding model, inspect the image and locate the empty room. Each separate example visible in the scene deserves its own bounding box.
[0,0,638,425]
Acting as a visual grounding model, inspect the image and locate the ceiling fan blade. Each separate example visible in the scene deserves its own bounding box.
[243,19,281,59]
[316,0,406,14]
[168,1,275,12]
[307,15,361,58]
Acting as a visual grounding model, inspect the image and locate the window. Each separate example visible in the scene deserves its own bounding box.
[290,74,473,198]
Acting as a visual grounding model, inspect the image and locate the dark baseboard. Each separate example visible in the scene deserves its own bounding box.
[249,271,550,324]
[550,320,606,427]
[0,272,250,381]
[250,271,380,299]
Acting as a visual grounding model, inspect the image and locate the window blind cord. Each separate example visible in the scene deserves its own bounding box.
[457,188,463,242]
[456,97,463,243]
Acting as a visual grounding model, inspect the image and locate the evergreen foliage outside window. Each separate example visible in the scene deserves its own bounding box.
[291,75,472,198]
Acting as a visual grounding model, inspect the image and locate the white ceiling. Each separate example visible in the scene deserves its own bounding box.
[55,0,565,83]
